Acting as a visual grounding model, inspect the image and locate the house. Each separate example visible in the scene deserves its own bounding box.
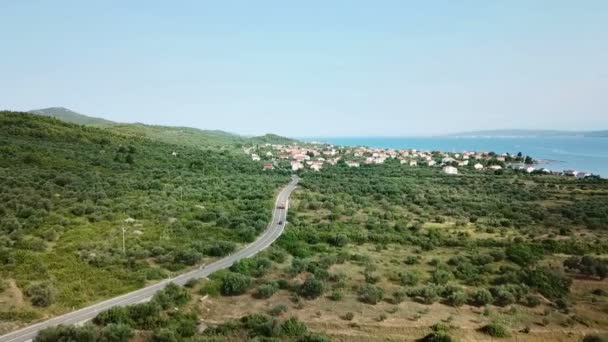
[409,160,417,167]
[171,151,178,157]
[290,161,303,171]
[427,160,436,166]
[310,163,322,172]
[564,170,578,177]
[400,159,408,164]
[458,160,469,167]
[525,166,535,173]
[474,163,484,170]
[443,166,458,175]
[441,157,455,164]
[263,163,274,170]
[346,161,360,168]
[489,165,502,170]
[251,154,261,161]
[266,151,273,157]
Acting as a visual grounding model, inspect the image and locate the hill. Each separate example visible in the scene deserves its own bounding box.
[29,107,115,126]
[27,107,297,148]
[446,129,608,138]
[0,111,289,330]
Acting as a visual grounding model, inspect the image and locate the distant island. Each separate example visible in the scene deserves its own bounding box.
[445,129,608,138]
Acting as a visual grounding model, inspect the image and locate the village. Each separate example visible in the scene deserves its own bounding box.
[246,142,598,179]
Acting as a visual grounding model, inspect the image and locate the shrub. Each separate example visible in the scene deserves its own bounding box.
[583,335,608,342]
[446,290,467,307]
[151,328,179,342]
[280,317,308,337]
[431,269,453,285]
[269,304,288,316]
[358,284,384,304]
[98,323,133,342]
[505,243,543,266]
[329,289,343,301]
[341,312,355,321]
[26,282,56,307]
[520,268,571,300]
[480,322,510,338]
[152,283,190,309]
[255,282,279,299]
[94,306,131,326]
[298,276,325,299]
[524,294,541,307]
[241,313,277,337]
[35,324,97,342]
[408,285,440,304]
[405,256,420,265]
[471,288,493,306]
[220,272,252,296]
[399,271,421,286]
[328,233,349,247]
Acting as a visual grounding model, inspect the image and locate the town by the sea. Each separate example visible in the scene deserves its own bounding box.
[302,136,608,177]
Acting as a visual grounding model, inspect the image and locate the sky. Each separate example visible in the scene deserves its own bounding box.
[1,1,607,137]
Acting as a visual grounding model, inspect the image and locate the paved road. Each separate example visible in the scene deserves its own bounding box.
[0,176,299,342]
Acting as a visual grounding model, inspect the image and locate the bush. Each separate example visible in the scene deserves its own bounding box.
[399,271,421,286]
[408,285,440,304]
[583,335,608,342]
[480,322,510,338]
[520,268,571,300]
[98,323,133,342]
[280,317,308,337]
[35,324,97,342]
[431,269,453,285]
[220,272,252,296]
[151,328,179,342]
[471,288,493,306]
[241,313,277,337]
[446,290,467,307]
[298,276,325,299]
[506,243,543,266]
[329,289,343,301]
[358,284,384,304]
[269,304,288,316]
[524,294,541,307]
[94,306,131,326]
[26,282,56,307]
[341,312,355,321]
[255,282,279,299]
[152,283,190,309]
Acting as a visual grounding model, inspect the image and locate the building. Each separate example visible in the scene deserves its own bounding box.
[427,160,436,166]
[346,161,360,168]
[409,160,417,167]
[263,163,274,170]
[474,163,484,170]
[489,165,502,170]
[251,154,261,161]
[443,166,458,175]
[290,161,303,171]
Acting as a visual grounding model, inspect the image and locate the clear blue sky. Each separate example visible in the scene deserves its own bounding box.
[1,1,607,136]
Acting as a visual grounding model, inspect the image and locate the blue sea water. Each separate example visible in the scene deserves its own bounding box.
[302,136,608,177]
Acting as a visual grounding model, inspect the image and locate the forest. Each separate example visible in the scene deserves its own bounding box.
[0,111,289,332]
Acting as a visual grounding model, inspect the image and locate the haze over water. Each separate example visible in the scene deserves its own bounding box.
[303,136,608,177]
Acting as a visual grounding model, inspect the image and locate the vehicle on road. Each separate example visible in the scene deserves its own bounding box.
[277,204,286,209]
[278,220,283,225]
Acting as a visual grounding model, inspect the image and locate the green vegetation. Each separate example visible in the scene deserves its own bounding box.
[0,111,289,326]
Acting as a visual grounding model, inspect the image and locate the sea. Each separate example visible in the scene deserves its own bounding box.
[301,136,608,177]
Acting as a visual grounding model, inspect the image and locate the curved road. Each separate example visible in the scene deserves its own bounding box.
[0,176,299,342]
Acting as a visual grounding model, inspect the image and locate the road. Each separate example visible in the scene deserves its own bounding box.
[0,175,299,342]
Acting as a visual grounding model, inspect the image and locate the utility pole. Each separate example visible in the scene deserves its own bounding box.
[121,227,126,255]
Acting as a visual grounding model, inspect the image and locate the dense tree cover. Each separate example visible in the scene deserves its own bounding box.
[37,284,196,341]
[273,161,608,324]
[0,112,288,322]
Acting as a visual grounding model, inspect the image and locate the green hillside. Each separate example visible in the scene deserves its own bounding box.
[27,107,296,148]
[29,107,115,126]
[0,111,289,327]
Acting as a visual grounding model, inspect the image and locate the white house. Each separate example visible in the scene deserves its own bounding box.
[346,161,360,168]
[427,160,437,166]
[310,163,322,171]
[474,163,484,170]
[291,161,303,171]
[489,165,503,170]
[251,154,261,161]
[525,166,535,173]
[443,166,458,175]
[409,160,418,167]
